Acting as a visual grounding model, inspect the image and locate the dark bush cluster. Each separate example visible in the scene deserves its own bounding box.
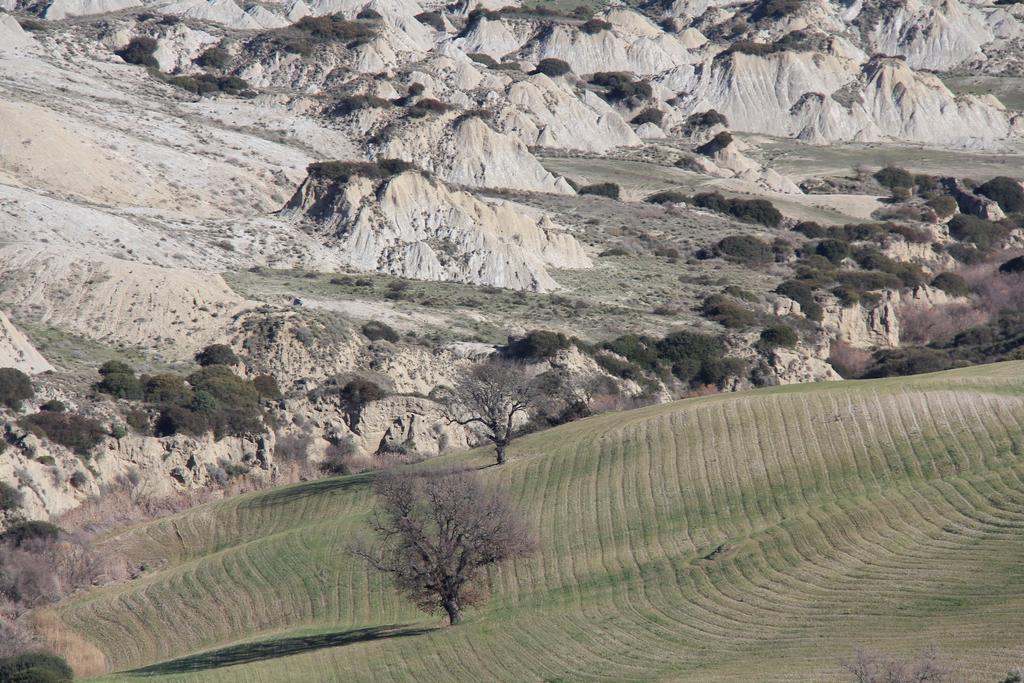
[873,165,914,191]
[976,176,1024,214]
[116,36,158,67]
[751,0,804,19]
[692,192,782,227]
[406,98,453,117]
[22,411,107,457]
[948,215,1009,251]
[758,323,798,350]
[264,14,378,55]
[630,108,664,126]
[715,235,773,264]
[776,279,822,321]
[589,72,651,103]
[158,72,251,97]
[931,272,970,297]
[532,57,571,77]
[645,190,689,205]
[361,320,400,343]
[700,294,756,329]
[195,343,239,367]
[0,652,73,682]
[580,17,612,34]
[0,368,33,412]
[696,131,733,156]
[502,330,572,360]
[195,45,229,69]
[329,94,391,116]
[414,11,445,30]
[600,331,744,388]
[307,158,415,184]
[0,481,23,513]
[578,182,620,199]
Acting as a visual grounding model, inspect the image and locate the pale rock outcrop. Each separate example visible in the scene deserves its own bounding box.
[42,0,139,20]
[825,291,902,349]
[942,177,1006,220]
[0,311,52,374]
[152,24,219,73]
[863,0,992,71]
[498,73,641,153]
[160,0,286,29]
[0,246,252,357]
[357,396,470,456]
[380,114,573,194]
[517,21,694,75]
[698,136,802,194]
[0,13,31,48]
[770,347,843,384]
[283,170,591,291]
[451,16,532,58]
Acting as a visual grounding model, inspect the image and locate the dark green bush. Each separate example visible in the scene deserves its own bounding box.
[776,280,822,321]
[253,374,282,400]
[307,159,414,183]
[195,343,239,367]
[22,412,106,457]
[815,238,849,264]
[330,94,391,116]
[976,176,1024,214]
[580,17,612,34]
[339,378,386,427]
[926,195,958,218]
[645,190,688,204]
[414,11,444,30]
[195,45,229,69]
[504,330,572,360]
[361,320,400,342]
[116,36,158,67]
[696,131,733,156]
[700,294,756,328]
[590,72,651,102]
[685,110,727,128]
[0,652,73,682]
[758,323,798,349]
[931,272,970,296]
[188,366,260,409]
[948,215,1009,251]
[579,183,620,199]
[715,235,773,264]
[0,367,33,412]
[143,374,192,404]
[532,57,571,77]
[0,481,23,512]
[999,255,1024,274]
[863,348,953,378]
[630,108,664,126]
[751,0,804,19]
[39,400,66,413]
[873,166,913,191]
[792,221,826,238]
[407,98,453,117]
[692,192,782,227]
[468,53,497,67]
[1,520,60,547]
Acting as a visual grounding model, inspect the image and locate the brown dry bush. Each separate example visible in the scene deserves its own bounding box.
[828,340,873,378]
[898,301,990,345]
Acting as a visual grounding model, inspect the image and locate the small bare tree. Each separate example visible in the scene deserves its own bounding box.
[842,646,953,683]
[440,359,536,465]
[353,467,534,625]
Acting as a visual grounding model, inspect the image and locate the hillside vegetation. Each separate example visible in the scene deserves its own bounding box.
[58,363,1024,681]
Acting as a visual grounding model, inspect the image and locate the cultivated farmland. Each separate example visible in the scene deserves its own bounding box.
[59,362,1024,681]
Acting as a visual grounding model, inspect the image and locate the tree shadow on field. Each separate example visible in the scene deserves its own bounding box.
[125,624,433,676]
[256,472,376,507]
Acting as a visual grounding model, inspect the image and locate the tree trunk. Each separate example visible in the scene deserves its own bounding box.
[443,598,461,625]
[495,441,507,465]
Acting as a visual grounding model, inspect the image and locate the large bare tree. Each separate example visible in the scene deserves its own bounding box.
[353,467,534,625]
[440,359,536,465]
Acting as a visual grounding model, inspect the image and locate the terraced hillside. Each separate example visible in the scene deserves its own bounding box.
[60,363,1024,681]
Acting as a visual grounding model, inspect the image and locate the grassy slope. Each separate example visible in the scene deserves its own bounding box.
[62,362,1024,681]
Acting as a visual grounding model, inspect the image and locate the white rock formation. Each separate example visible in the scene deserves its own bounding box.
[42,0,139,20]
[0,13,31,48]
[0,311,52,374]
[379,113,574,194]
[861,0,993,71]
[283,170,591,291]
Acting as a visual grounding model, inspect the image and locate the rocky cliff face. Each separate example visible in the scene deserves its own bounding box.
[283,169,591,291]
[0,312,52,375]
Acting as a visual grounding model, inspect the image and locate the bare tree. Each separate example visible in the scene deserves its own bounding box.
[352,467,534,625]
[440,359,536,465]
[842,646,953,683]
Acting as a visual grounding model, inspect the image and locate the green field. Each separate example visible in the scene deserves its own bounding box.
[59,363,1024,681]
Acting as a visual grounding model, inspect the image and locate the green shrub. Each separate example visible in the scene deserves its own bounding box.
[630,108,664,126]
[751,0,804,19]
[792,221,826,238]
[594,353,642,380]
[815,238,849,264]
[976,176,1024,214]
[776,280,822,321]
[715,235,773,264]
[948,215,1009,251]
[700,295,756,328]
[685,110,728,128]
[195,343,239,367]
[696,131,733,156]
[339,378,386,427]
[645,190,688,205]
[0,367,33,412]
[361,320,400,342]
[504,330,572,360]
[931,272,970,296]
[579,183,620,199]
[143,374,192,404]
[195,45,229,69]
[187,366,260,409]
[253,375,282,400]
[23,412,106,457]
[999,256,1024,274]
[1,520,60,546]
[0,652,73,682]
[692,192,782,227]
[532,57,571,77]
[873,166,913,191]
[116,36,158,67]
[307,159,414,183]
[590,72,651,102]
[863,348,953,378]
[97,367,143,400]
[656,331,726,384]
[0,481,23,512]
[926,195,958,218]
[758,324,798,349]
[414,11,444,30]
[270,14,377,55]
[580,17,612,34]
[329,94,391,116]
